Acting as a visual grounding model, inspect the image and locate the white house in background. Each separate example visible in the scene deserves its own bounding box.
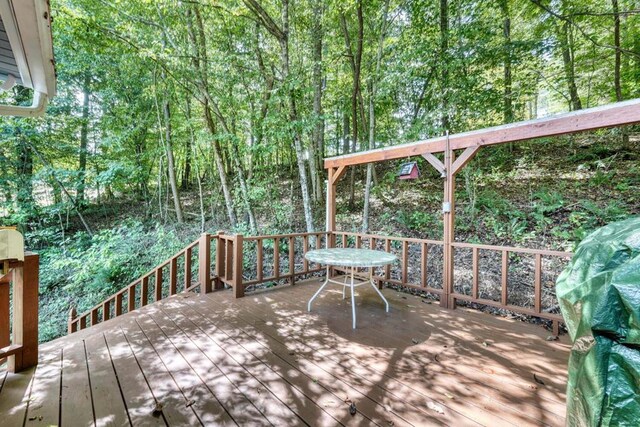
[0,0,55,116]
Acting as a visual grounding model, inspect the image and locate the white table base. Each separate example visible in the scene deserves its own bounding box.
[307,266,389,329]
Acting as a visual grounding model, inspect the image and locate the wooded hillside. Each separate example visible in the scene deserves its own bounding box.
[0,0,638,341]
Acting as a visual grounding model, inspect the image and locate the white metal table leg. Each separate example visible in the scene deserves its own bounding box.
[308,266,331,312]
[369,267,389,312]
[350,267,356,329]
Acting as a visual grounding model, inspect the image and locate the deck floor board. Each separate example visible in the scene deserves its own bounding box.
[0,278,570,426]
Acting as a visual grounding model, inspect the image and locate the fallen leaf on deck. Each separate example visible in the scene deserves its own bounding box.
[411,338,419,345]
[445,393,455,399]
[546,335,559,341]
[482,341,490,347]
[427,401,445,414]
[152,403,164,417]
[387,421,395,426]
[533,374,546,385]
[349,402,357,416]
[186,400,195,407]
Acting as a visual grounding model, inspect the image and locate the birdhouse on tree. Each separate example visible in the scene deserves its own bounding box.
[398,161,420,180]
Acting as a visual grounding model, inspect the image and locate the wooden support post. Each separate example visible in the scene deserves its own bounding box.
[0,276,9,348]
[534,254,542,313]
[103,299,111,321]
[8,253,39,373]
[233,234,244,298]
[256,238,263,282]
[215,231,225,290]
[442,136,455,309]
[199,232,212,293]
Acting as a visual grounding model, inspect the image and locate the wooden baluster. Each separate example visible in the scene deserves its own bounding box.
[80,315,87,330]
[303,235,309,271]
[534,254,542,313]
[226,239,233,282]
[274,238,280,279]
[128,283,137,312]
[184,247,192,291]
[501,250,508,306]
[472,247,479,299]
[169,257,178,295]
[115,293,123,317]
[421,242,428,288]
[155,267,163,302]
[402,241,409,284]
[316,234,322,249]
[67,307,77,334]
[103,299,111,322]
[141,276,149,307]
[289,236,295,284]
[370,237,376,251]
[199,232,212,293]
[355,235,362,249]
[233,234,244,298]
[342,234,347,248]
[215,232,225,290]
[257,238,263,282]
[385,239,391,280]
[91,308,98,327]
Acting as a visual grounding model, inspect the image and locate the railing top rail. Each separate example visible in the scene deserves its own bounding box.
[333,231,443,245]
[451,241,573,257]
[244,231,329,241]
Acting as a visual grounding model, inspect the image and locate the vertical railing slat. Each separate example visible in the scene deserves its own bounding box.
[289,236,295,282]
[257,238,263,282]
[115,293,123,317]
[169,257,178,295]
[274,238,280,279]
[141,276,149,307]
[501,250,508,306]
[128,283,136,312]
[421,242,428,287]
[472,247,479,299]
[385,239,391,280]
[184,247,192,291]
[534,254,542,313]
[303,235,309,271]
[402,241,409,284]
[155,267,163,302]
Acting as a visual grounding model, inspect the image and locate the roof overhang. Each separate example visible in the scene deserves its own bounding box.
[0,0,56,117]
[324,98,640,169]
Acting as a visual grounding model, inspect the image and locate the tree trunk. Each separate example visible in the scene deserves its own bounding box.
[363,0,389,233]
[500,0,513,123]
[231,142,258,234]
[311,0,325,204]
[557,2,581,111]
[77,74,90,203]
[340,2,363,210]
[611,0,628,144]
[162,91,184,223]
[181,98,193,190]
[440,0,450,130]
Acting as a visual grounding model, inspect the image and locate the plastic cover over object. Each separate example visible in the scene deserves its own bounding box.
[556,216,640,427]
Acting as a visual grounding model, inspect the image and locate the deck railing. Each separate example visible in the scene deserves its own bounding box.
[68,230,572,335]
[0,253,39,373]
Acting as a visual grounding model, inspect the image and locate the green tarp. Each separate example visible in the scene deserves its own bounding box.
[556,216,640,427]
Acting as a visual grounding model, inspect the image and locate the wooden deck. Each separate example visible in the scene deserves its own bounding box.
[0,278,570,426]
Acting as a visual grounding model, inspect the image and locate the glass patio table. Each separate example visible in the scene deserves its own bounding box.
[305,248,397,329]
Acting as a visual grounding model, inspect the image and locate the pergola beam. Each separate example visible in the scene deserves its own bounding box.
[324,98,640,169]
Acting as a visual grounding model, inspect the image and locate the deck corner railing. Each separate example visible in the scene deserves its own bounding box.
[0,252,39,373]
[68,229,572,336]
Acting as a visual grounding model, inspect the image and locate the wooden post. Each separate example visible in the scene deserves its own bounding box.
[9,253,39,373]
[199,232,212,293]
[0,274,9,348]
[215,231,226,290]
[326,176,335,249]
[233,234,244,298]
[289,236,295,285]
[442,135,455,309]
[68,307,77,334]
[184,248,192,291]
[169,257,178,295]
